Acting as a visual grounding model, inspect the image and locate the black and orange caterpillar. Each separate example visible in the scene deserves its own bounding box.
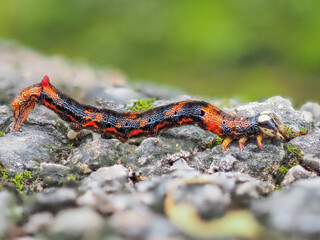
[11,76,305,150]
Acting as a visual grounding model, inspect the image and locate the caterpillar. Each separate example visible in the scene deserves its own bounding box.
[11,76,305,150]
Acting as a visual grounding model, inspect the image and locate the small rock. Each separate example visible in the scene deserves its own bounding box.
[68,139,134,171]
[170,159,194,171]
[210,172,262,197]
[32,188,77,212]
[257,181,275,196]
[0,105,11,132]
[76,190,113,215]
[235,181,260,199]
[110,209,178,239]
[173,182,230,218]
[80,165,128,191]
[196,141,285,182]
[290,130,320,156]
[281,165,315,187]
[14,237,44,240]
[302,154,320,173]
[209,154,246,173]
[0,191,13,238]
[253,178,320,236]
[50,207,104,238]
[24,212,54,234]
[110,209,155,235]
[300,102,320,125]
[39,163,70,186]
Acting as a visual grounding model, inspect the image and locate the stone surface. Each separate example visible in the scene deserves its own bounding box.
[80,165,129,192]
[281,165,315,187]
[76,189,114,215]
[125,125,215,177]
[24,212,54,234]
[31,188,77,213]
[49,207,105,238]
[209,153,248,174]
[253,178,320,236]
[0,124,64,173]
[110,209,178,240]
[0,191,12,238]
[290,130,320,156]
[39,163,70,186]
[0,105,11,132]
[235,96,312,130]
[302,154,320,173]
[300,102,320,125]
[68,139,135,171]
[197,139,286,183]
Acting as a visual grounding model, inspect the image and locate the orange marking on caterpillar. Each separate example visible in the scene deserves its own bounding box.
[178,118,193,124]
[165,101,192,117]
[84,110,104,122]
[66,114,78,123]
[43,101,62,114]
[106,127,117,133]
[83,120,100,129]
[138,118,148,127]
[154,122,169,131]
[201,105,223,135]
[128,129,143,137]
[125,113,138,119]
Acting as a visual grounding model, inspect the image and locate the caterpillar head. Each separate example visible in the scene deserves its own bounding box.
[11,76,50,111]
[11,76,48,131]
[257,111,288,140]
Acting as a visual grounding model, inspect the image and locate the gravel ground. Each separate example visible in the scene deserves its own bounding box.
[0,41,319,240]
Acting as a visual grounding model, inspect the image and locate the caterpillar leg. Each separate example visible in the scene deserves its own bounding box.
[256,133,263,150]
[238,137,248,151]
[222,137,233,150]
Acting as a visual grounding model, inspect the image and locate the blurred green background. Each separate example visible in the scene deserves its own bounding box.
[0,0,319,104]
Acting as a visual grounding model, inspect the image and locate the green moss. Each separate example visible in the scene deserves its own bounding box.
[10,170,33,192]
[201,136,223,149]
[128,98,156,112]
[299,127,308,135]
[287,145,302,158]
[284,126,292,137]
[215,136,223,144]
[274,185,281,191]
[43,143,73,164]
[278,165,288,177]
[284,126,308,139]
[0,168,7,179]
[67,174,76,181]
[0,131,3,137]
[277,158,299,178]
